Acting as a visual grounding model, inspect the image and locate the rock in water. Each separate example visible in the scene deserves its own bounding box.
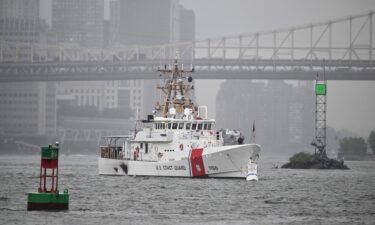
[281,152,349,169]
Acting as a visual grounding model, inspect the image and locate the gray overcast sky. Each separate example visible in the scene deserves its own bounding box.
[180,0,375,39]
[41,0,375,136]
[180,0,375,136]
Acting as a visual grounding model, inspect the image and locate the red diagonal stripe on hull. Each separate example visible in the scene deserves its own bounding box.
[190,148,206,177]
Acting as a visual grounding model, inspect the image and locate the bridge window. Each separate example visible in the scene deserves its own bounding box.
[179,123,184,129]
[172,123,178,129]
[203,123,208,130]
[186,123,191,130]
[207,123,212,130]
[162,123,165,129]
[168,123,171,129]
[192,123,197,130]
[197,123,203,130]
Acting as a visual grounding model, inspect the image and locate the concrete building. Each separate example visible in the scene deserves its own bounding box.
[51,0,104,47]
[57,80,143,119]
[110,0,194,46]
[55,1,195,122]
[179,4,195,58]
[116,0,173,46]
[0,82,56,136]
[0,0,39,21]
[0,0,48,62]
[51,0,144,119]
[108,0,195,119]
[0,0,57,138]
[108,0,120,45]
[216,80,314,154]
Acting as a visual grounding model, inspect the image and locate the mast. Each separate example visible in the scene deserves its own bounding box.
[155,58,196,118]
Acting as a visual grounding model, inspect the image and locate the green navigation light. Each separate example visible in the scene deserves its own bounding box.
[315,84,326,95]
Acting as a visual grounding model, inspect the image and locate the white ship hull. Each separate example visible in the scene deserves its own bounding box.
[99,144,260,178]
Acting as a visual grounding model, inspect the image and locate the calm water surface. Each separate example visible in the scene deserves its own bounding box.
[0,155,374,225]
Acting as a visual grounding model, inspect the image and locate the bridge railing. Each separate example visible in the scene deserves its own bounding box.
[0,11,374,73]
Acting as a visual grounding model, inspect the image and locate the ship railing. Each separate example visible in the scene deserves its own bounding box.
[100,146,123,160]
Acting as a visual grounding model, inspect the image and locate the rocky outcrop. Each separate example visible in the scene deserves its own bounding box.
[281,152,349,169]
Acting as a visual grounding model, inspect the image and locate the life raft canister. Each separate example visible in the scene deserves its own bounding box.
[179,144,184,151]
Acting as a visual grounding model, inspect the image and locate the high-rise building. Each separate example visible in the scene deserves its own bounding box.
[109,0,120,45]
[0,0,56,138]
[179,5,194,42]
[51,0,130,120]
[216,80,314,154]
[110,0,194,47]
[51,0,104,47]
[116,0,173,46]
[57,80,143,119]
[0,0,39,20]
[109,0,195,118]
[0,82,56,136]
[0,0,48,61]
[179,5,195,59]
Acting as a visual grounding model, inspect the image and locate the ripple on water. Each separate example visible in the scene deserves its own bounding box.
[0,155,374,225]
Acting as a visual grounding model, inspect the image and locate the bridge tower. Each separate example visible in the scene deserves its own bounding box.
[314,67,327,158]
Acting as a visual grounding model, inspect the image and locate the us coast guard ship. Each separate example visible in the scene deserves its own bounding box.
[98,59,261,180]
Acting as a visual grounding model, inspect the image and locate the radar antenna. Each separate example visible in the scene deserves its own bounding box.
[155,58,196,118]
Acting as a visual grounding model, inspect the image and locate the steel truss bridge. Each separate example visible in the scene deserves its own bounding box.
[1,11,375,81]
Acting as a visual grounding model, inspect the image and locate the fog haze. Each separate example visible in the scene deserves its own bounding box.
[1,0,375,155]
[1,2,375,224]
[180,0,375,136]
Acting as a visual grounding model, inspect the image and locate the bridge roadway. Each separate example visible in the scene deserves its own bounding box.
[0,58,374,82]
